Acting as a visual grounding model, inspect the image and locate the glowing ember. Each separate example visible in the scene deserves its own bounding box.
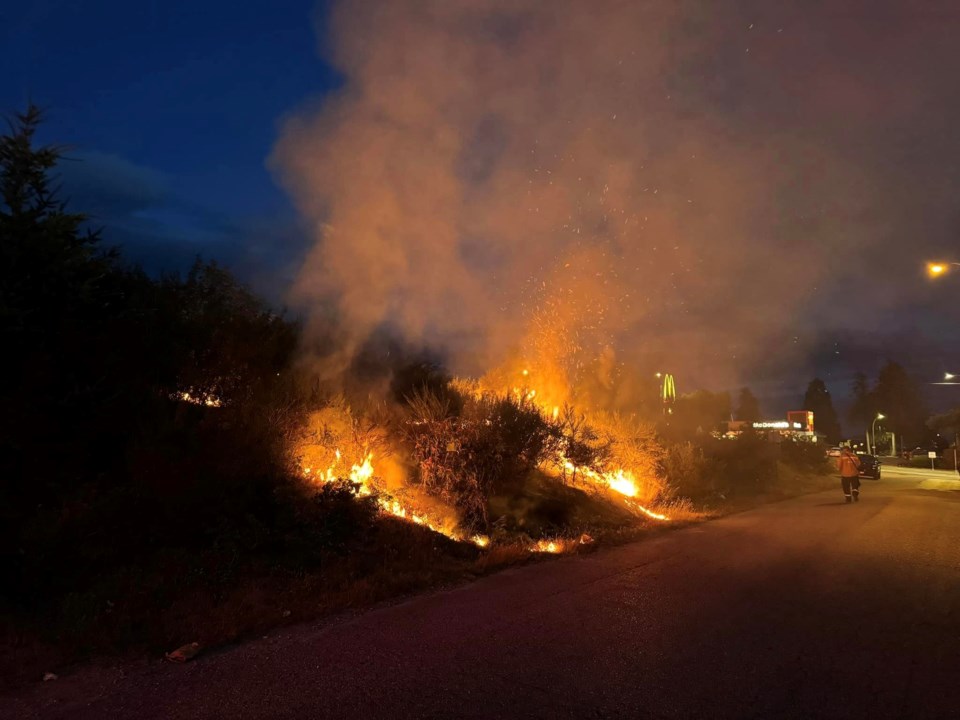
[532,539,560,553]
[171,390,222,407]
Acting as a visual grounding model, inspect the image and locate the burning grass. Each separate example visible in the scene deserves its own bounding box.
[0,361,830,688]
[292,370,675,552]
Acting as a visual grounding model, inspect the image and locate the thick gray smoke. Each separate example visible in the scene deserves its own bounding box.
[273,0,960,398]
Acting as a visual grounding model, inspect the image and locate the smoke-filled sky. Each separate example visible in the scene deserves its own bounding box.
[5,0,959,410]
[275,0,960,405]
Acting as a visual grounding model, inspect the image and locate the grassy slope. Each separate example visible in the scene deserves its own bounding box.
[1,466,830,688]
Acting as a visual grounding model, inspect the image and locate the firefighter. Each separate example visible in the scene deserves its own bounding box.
[838,446,862,503]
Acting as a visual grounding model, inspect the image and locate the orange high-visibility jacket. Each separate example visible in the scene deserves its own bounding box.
[838,453,861,477]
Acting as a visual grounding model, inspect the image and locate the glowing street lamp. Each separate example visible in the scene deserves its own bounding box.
[927,261,960,278]
[871,413,885,456]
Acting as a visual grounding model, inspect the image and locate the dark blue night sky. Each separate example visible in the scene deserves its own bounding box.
[2,0,337,291]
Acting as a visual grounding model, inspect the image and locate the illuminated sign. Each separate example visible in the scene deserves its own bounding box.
[752,421,804,429]
[787,410,814,432]
[661,374,676,404]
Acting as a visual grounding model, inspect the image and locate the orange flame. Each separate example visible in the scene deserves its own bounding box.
[560,458,669,520]
[532,539,560,553]
[304,451,493,545]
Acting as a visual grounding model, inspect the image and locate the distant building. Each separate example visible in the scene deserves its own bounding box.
[723,410,822,442]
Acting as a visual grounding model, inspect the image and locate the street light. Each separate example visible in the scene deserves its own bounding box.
[871,413,885,456]
[927,261,960,278]
[931,372,960,385]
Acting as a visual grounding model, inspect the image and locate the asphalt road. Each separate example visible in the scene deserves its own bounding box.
[6,468,960,719]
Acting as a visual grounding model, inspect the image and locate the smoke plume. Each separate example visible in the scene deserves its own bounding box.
[273,0,960,399]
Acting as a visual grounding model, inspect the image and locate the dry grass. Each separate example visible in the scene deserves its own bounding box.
[0,495,682,690]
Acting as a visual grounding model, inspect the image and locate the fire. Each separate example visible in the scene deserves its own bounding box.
[605,468,639,497]
[625,501,670,521]
[532,539,560,553]
[559,460,668,521]
[303,451,480,543]
[349,454,374,486]
[298,358,668,562]
[457,364,671,522]
[508,366,669,521]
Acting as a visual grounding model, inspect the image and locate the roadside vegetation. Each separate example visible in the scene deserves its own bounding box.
[0,108,851,684]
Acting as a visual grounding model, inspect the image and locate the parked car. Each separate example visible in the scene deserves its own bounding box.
[827,447,842,458]
[856,453,882,479]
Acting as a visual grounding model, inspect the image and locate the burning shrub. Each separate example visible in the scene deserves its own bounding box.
[292,395,466,541]
[295,397,394,484]
[554,405,610,475]
[401,387,560,531]
[400,382,673,528]
[588,413,666,505]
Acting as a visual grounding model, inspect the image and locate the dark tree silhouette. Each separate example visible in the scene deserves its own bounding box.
[1,107,305,619]
[1,105,118,509]
[803,378,841,443]
[735,387,761,423]
[928,408,960,436]
[873,361,929,448]
[847,370,874,430]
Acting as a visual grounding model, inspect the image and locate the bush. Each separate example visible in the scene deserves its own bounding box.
[779,440,830,473]
[402,388,560,531]
[554,405,609,471]
[663,441,716,501]
[588,412,666,504]
[668,433,778,499]
[903,454,958,471]
[279,480,380,561]
[664,435,837,504]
